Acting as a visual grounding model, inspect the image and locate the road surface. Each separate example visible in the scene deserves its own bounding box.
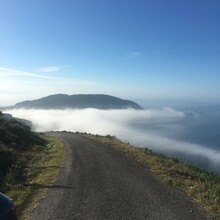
[31,132,208,220]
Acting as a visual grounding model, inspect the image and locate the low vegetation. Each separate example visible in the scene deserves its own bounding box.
[86,134,220,220]
[0,117,65,219]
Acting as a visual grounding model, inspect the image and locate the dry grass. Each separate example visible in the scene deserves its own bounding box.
[86,134,220,220]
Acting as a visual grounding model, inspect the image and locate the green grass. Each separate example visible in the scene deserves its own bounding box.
[5,135,65,220]
[86,133,220,220]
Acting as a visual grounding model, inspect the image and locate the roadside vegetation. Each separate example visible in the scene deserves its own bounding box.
[86,133,220,220]
[0,117,65,219]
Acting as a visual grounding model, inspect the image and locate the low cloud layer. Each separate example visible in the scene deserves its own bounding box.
[7,108,220,174]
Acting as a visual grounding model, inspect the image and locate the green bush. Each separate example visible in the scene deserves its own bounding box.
[0,117,46,191]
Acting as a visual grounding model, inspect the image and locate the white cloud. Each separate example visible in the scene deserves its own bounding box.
[0,67,59,80]
[6,108,220,174]
[5,108,186,134]
[37,66,60,73]
[0,67,97,86]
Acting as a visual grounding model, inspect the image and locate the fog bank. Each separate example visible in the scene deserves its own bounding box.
[7,108,220,174]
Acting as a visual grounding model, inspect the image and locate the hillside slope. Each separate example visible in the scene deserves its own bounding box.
[0,115,45,190]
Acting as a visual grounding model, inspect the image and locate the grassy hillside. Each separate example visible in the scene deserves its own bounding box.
[0,116,65,219]
[0,117,45,190]
[85,133,220,220]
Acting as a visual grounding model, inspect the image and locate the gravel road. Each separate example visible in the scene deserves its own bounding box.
[31,132,208,220]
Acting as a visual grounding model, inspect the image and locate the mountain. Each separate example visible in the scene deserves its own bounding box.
[13,94,143,110]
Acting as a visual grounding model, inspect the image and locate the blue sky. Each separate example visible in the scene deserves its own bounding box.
[0,0,220,106]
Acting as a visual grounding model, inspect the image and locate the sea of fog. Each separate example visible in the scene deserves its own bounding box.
[6,104,220,175]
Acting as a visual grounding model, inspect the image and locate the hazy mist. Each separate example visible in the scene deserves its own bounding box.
[7,108,220,174]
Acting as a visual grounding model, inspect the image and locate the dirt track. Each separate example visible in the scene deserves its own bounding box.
[31,132,207,220]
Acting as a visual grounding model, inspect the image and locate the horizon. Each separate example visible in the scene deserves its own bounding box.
[2,92,220,109]
[1,0,220,106]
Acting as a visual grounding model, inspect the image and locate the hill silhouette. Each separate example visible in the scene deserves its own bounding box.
[13,94,143,110]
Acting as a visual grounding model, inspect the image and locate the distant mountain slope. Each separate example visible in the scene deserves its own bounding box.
[13,94,143,110]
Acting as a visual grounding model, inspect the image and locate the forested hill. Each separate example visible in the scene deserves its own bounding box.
[12,94,143,110]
